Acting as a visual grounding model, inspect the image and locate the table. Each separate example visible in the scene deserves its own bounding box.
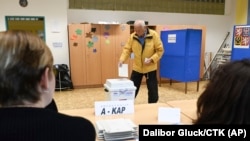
[59,103,193,125]
[59,103,194,141]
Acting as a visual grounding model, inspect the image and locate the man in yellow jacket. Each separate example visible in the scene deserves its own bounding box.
[119,20,164,103]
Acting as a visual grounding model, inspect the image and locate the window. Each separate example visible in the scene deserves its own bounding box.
[69,0,225,15]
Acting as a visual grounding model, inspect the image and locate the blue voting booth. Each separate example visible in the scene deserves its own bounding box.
[231,25,250,61]
[160,29,202,93]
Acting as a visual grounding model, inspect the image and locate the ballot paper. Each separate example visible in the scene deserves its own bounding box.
[118,64,128,77]
[158,107,181,124]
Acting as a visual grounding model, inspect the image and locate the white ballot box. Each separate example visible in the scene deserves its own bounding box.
[104,78,136,101]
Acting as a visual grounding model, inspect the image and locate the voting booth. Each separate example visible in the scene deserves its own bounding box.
[104,78,136,101]
[160,29,202,82]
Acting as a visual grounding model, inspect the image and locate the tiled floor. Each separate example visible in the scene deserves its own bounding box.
[53,81,208,110]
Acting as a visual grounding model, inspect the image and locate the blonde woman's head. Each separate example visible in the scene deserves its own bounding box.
[0,30,54,107]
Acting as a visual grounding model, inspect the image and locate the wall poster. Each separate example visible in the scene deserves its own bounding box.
[233,25,250,49]
[5,16,45,41]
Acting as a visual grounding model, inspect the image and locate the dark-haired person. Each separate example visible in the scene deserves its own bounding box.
[0,30,96,140]
[193,59,250,124]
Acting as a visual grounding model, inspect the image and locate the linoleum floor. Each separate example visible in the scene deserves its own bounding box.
[53,81,208,111]
[54,81,208,110]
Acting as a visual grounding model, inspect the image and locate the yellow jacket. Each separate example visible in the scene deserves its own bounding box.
[119,28,164,73]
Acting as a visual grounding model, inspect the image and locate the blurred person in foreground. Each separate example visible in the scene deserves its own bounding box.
[45,98,58,111]
[193,59,250,124]
[118,20,164,103]
[0,30,96,140]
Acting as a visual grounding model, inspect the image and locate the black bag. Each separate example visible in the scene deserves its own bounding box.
[53,64,73,91]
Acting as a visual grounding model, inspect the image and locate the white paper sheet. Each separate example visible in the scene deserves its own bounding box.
[118,64,128,77]
[158,107,181,124]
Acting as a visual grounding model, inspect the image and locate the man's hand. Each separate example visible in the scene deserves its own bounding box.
[144,58,152,65]
[118,61,123,67]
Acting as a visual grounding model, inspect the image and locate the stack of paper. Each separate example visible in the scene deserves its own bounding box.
[96,118,138,141]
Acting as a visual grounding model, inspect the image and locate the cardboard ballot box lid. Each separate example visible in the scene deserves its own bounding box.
[104,78,136,90]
